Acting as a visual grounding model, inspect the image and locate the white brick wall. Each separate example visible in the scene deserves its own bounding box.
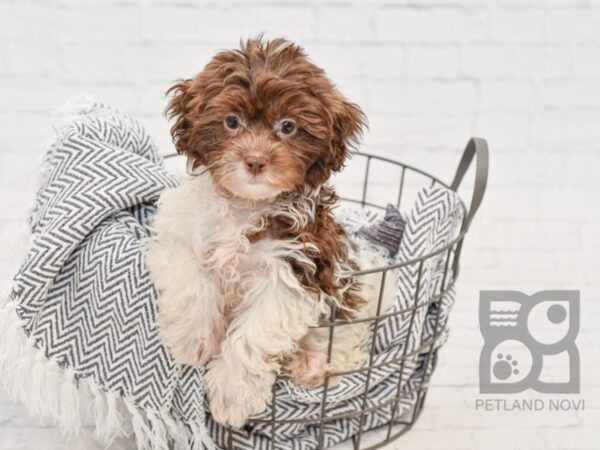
[0,1,599,449]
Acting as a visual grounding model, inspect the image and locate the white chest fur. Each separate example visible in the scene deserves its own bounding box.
[148,173,317,309]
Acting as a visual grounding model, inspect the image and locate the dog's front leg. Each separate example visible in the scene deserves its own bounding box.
[205,251,318,428]
[147,241,226,367]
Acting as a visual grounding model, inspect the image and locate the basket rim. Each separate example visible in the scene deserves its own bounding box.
[162,150,470,276]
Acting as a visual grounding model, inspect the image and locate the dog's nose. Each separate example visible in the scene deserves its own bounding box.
[244,156,267,175]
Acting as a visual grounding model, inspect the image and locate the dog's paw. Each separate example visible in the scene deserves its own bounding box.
[208,393,262,429]
[165,340,210,367]
[205,358,272,428]
[286,350,341,389]
[157,313,224,367]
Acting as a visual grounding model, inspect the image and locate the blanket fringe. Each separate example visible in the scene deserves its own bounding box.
[52,92,96,131]
[89,383,124,446]
[190,422,216,450]
[162,413,190,450]
[125,398,153,450]
[147,410,169,450]
[0,299,215,450]
[59,368,82,436]
[0,296,23,375]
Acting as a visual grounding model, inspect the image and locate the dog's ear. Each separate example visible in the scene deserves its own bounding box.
[166,79,205,168]
[329,96,366,172]
[306,94,365,189]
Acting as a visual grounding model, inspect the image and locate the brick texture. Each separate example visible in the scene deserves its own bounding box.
[0,1,598,449]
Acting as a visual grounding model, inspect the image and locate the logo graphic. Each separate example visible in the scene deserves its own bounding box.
[479,290,580,394]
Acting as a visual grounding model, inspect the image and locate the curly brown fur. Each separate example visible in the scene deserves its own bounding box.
[167,37,366,318]
[167,37,365,193]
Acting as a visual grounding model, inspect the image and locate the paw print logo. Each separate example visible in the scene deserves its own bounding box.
[479,291,580,394]
[494,353,519,380]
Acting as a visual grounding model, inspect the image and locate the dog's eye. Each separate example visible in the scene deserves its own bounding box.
[225,116,240,130]
[279,120,296,135]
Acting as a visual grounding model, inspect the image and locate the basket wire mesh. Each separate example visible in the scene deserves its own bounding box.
[165,138,489,450]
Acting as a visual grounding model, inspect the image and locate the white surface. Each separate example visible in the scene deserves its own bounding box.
[1,1,599,449]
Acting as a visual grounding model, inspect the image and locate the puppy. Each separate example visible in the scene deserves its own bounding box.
[147,38,376,428]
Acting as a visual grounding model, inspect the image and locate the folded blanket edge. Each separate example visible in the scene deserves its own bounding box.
[0,293,215,450]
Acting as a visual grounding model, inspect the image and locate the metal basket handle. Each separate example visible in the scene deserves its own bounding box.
[450,137,489,231]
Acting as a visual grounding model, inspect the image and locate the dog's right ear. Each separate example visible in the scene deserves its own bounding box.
[166,79,204,168]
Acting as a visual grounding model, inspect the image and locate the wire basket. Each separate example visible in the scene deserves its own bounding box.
[166,137,489,450]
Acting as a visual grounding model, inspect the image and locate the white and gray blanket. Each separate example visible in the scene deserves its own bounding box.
[0,101,463,450]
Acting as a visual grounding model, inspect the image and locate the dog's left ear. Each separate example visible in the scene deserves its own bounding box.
[329,96,366,172]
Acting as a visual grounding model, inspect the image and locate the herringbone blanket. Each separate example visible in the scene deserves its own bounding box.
[0,100,463,450]
[0,100,213,450]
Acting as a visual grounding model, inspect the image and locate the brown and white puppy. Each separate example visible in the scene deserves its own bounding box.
[146,38,379,428]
